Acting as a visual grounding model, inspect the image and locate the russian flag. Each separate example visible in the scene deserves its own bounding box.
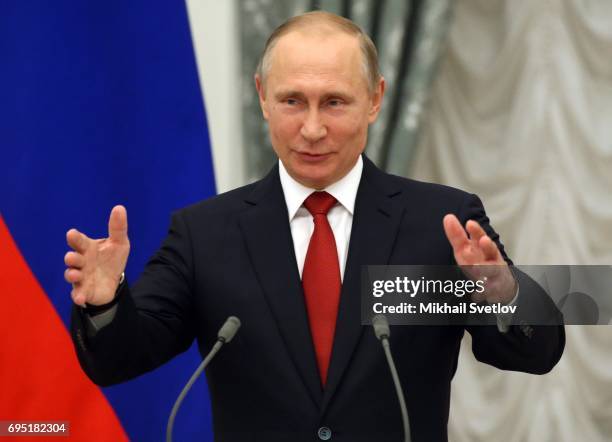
[1,1,217,440]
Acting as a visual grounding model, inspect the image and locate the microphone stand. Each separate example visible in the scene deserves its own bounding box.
[372,314,411,442]
[166,316,241,442]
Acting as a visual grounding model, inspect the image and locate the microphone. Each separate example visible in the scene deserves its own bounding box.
[166,316,241,442]
[372,314,411,442]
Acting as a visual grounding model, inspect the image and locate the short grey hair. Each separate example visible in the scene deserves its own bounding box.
[256,11,381,93]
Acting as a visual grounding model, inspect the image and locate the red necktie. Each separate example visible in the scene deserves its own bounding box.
[302,191,341,386]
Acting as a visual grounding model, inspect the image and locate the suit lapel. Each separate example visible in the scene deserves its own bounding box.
[238,166,323,407]
[320,157,406,415]
[238,158,406,413]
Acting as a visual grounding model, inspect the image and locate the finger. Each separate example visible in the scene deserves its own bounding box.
[64,251,85,269]
[443,214,469,251]
[471,290,487,303]
[71,287,86,307]
[465,220,486,243]
[479,235,501,261]
[64,268,83,284]
[66,229,90,254]
[108,205,129,244]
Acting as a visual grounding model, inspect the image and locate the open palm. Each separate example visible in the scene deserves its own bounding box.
[443,214,516,304]
[64,205,130,306]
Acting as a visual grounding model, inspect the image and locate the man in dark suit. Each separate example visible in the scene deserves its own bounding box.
[65,11,564,442]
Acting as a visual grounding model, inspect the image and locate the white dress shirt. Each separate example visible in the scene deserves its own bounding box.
[278,156,363,282]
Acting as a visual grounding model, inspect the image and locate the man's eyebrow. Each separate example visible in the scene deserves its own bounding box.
[273,90,354,101]
[274,90,306,100]
[321,92,353,102]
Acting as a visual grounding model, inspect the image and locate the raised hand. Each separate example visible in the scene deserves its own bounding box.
[64,205,130,307]
[443,214,517,304]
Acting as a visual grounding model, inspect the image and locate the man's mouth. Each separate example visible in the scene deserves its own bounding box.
[295,151,332,163]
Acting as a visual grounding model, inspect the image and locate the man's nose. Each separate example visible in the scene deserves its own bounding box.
[300,109,327,143]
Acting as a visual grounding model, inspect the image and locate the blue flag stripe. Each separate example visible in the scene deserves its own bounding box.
[1,1,216,440]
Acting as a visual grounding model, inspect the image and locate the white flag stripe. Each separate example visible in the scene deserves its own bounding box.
[186,0,246,193]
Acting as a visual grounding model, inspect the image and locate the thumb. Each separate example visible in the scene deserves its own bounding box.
[108,205,129,243]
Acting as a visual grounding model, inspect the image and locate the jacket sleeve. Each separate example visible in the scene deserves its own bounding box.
[71,210,196,386]
[458,193,565,374]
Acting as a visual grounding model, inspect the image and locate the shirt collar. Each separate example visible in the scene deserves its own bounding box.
[279,155,363,220]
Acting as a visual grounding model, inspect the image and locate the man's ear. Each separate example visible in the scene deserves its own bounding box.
[368,76,386,124]
[254,74,270,120]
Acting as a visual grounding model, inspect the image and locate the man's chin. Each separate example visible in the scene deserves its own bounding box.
[292,168,335,190]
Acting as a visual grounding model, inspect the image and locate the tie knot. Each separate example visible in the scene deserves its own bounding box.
[303,191,337,216]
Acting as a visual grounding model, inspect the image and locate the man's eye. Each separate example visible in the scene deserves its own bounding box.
[286,98,298,105]
[328,99,343,107]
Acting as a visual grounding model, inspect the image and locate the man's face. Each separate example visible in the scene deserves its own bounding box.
[255,30,384,189]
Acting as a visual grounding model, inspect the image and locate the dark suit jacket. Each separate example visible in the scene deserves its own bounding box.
[72,156,565,442]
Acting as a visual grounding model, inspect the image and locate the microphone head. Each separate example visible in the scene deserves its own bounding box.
[218,316,241,343]
[372,314,390,340]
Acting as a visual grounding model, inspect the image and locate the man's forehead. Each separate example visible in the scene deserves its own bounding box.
[269,30,362,76]
[273,27,360,51]
[261,26,371,94]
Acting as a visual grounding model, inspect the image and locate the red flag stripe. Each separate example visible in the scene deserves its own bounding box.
[0,216,128,441]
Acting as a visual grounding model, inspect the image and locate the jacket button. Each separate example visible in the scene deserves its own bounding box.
[519,321,534,338]
[317,426,332,440]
